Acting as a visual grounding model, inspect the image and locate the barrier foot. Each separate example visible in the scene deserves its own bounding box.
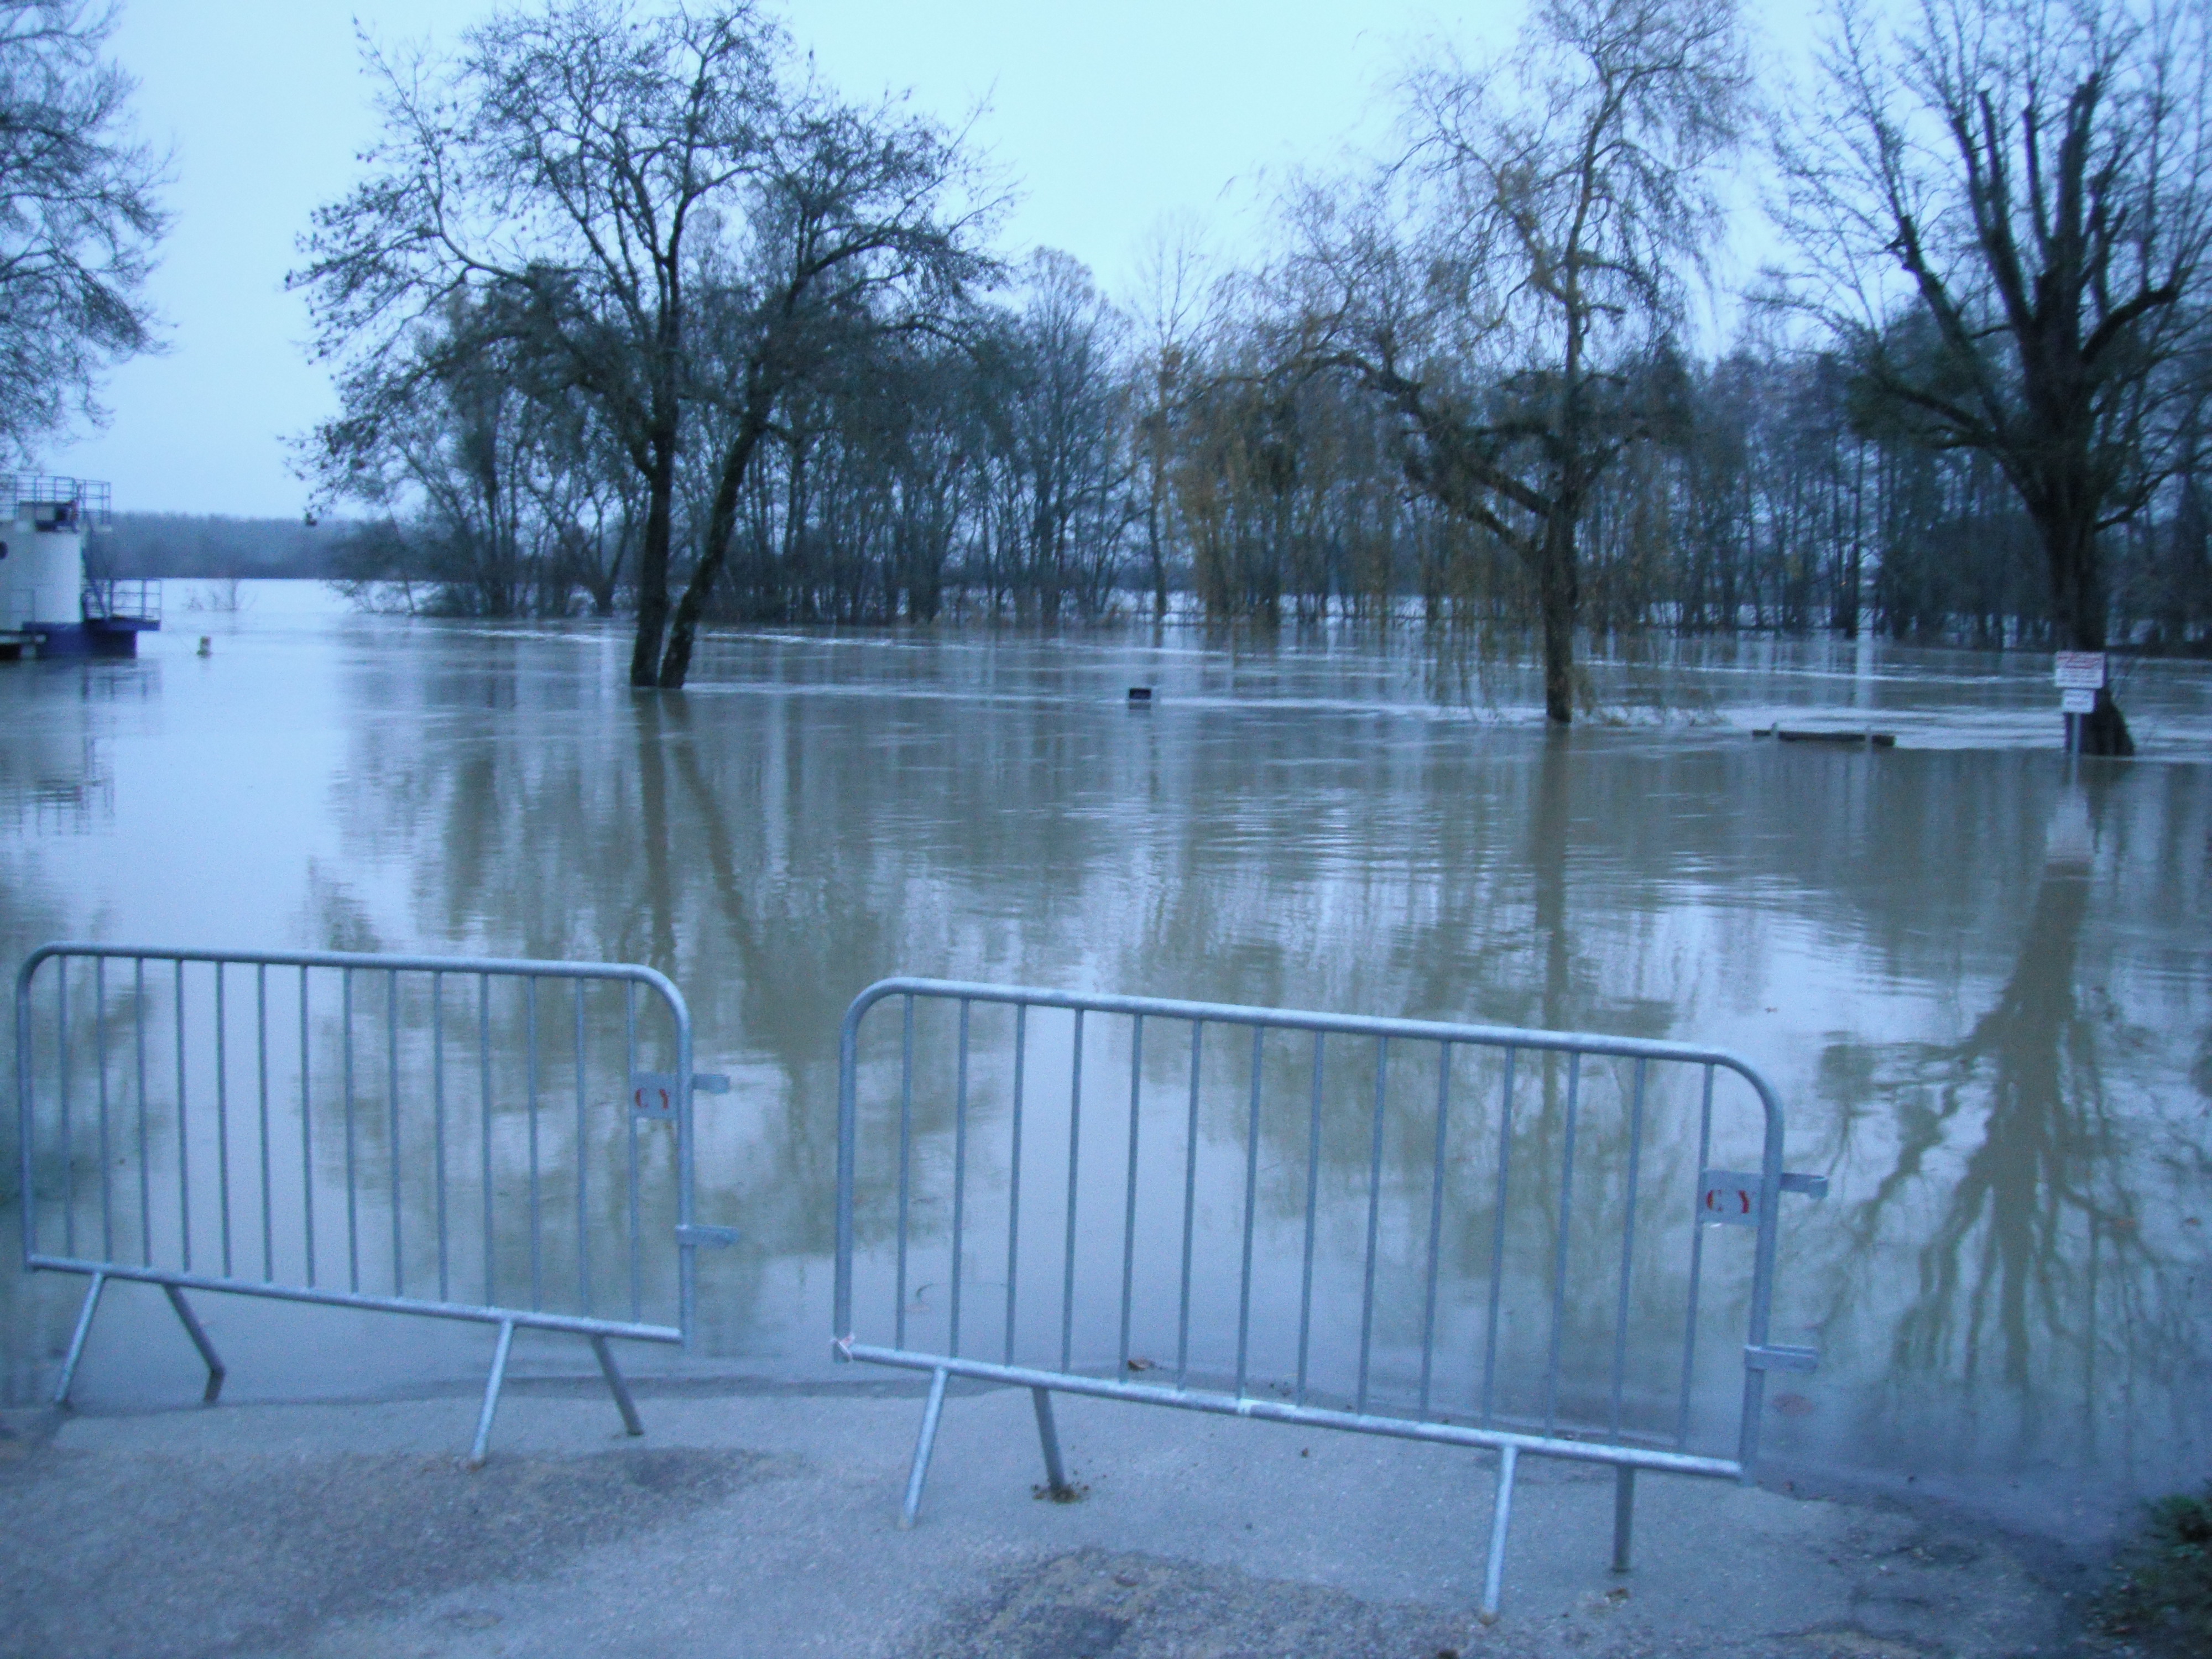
[1479,1443,1519,1625]
[899,1366,950,1529]
[1611,1466,1636,1574]
[1031,1386,1073,1498]
[589,1333,644,1437]
[53,1271,107,1407]
[467,1320,515,1470]
[161,1285,227,1404]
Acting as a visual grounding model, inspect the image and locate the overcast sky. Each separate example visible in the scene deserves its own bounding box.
[39,0,1784,518]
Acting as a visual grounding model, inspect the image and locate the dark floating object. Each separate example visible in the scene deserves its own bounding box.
[1754,727,1896,748]
[1127,686,1153,702]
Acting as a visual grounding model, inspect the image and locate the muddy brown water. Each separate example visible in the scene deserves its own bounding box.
[2,583,2206,1541]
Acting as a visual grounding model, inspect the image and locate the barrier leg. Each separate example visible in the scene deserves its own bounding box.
[1031,1386,1072,1498]
[898,1366,950,1530]
[589,1333,644,1437]
[162,1285,227,1405]
[1479,1443,1520,1625]
[52,1271,107,1407]
[1611,1466,1636,1574]
[466,1319,515,1470]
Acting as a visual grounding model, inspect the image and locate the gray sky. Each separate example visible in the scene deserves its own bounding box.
[43,0,1782,518]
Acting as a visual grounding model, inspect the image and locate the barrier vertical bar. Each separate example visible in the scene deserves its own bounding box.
[1608,1059,1647,1437]
[388,971,403,1297]
[343,967,358,1290]
[1235,1025,1262,1399]
[526,976,541,1311]
[299,967,314,1287]
[1176,1020,1202,1387]
[215,964,231,1277]
[1418,1043,1451,1414]
[15,957,36,1267]
[575,981,589,1316]
[671,956,696,1344]
[950,999,970,1357]
[134,958,149,1267]
[1543,1053,1582,1436]
[55,956,71,1256]
[97,957,112,1260]
[256,965,271,1281]
[1059,1008,1084,1374]
[1356,1037,1387,1413]
[1002,1002,1026,1365]
[175,960,190,1271]
[1481,1048,1517,1422]
[479,974,493,1306]
[1296,1031,1324,1406]
[1676,1065,1715,1448]
[433,972,449,1301]
[1118,1014,1142,1374]
[1738,1069,1788,1477]
[57,963,71,1255]
[834,988,859,1345]
[626,982,641,1323]
[895,994,913,1349]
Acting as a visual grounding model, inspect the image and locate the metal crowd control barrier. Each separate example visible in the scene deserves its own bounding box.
[15,943,734,1463]
[834,978,1825,1621]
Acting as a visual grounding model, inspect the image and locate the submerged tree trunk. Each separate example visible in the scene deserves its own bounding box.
[2043,508,2135,757]
[628,435,679,688]
[654,392,776,690]
[1536,508,1579,724]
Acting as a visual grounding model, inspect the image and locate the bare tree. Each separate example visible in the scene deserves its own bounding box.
[0,0,165,456]
[1286,0,1749,722]
[654,85,994,685]
[1772,0,2212,755]
[294,0,779,685]
[1128,216,1212,619]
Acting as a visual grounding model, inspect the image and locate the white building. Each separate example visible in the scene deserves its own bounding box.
[0,477,159,660]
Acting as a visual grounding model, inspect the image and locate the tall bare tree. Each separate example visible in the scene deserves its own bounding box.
[1128,217,1212,619]
[294,0,778,685]
[1286,0,1749,722]
[1772,0,2212,755]
[0,0,165,456]
[655,86,994,685]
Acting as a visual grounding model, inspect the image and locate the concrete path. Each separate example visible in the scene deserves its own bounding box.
[0,1376,2093,1658]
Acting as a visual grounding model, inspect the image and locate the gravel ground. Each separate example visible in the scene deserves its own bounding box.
[0,1376,2106,1659]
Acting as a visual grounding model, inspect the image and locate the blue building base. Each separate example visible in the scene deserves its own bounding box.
[23,619,157,659]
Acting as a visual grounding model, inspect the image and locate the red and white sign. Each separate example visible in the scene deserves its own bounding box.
[630,1072,678,1120]
[1697,1170,1762,1228]
[2053,652,2106,691]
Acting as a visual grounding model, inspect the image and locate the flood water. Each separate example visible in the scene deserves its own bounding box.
[3,582,2208,1539]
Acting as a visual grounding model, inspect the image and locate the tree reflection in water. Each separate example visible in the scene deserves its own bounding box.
[1813,781,2209,1519]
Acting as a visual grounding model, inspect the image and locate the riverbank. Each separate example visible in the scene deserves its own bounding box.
[0,1373,2120,1659]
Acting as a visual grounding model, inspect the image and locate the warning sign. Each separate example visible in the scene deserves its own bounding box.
[2052,652,2106,690]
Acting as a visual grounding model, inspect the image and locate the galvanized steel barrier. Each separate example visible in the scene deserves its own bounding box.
[15,943,734,1462]
[834,978,1825,1620]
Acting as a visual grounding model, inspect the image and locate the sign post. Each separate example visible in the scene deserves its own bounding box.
[2052,653,2106,752]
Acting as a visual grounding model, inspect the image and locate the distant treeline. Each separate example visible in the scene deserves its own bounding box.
[95,513,351,580]
[279,0,2211,732]
[294,281,2212,657]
